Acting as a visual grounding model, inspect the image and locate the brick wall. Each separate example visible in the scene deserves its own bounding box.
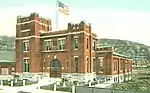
[96,47,132,76]
[16,13,97,75]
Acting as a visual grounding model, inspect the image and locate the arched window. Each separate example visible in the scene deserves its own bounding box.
[50,59,61,68]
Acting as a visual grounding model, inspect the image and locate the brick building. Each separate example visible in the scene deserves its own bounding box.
[0,51,15,75]
[15,12,97,82]
[15,12,132,82]
[96,46,132,83]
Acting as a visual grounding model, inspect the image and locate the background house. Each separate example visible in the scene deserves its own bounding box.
[0,51,15,75]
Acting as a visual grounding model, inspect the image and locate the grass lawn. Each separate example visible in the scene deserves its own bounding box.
[40,82,73,92]
[3,80,36,86]
[109,69,150,92]
[133,66,150,71]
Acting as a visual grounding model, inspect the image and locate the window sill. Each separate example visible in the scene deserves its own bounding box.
[120,70,123,72]
[113,71,117,73]
[23,51,29,53]
[42,50,67,52]
[47,67,50,69]
[74,49,78,50]
[92,50,95,52]
[21,29,30,32]
[98,71,103,73]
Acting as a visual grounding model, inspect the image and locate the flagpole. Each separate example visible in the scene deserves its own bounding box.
[56,0,59,31]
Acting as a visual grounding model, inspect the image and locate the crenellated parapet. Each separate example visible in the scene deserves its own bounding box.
[67,21,92,33]
[96,46,114,52]
[17,12,51,26]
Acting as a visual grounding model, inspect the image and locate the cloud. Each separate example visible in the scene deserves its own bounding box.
[0,5,150,45]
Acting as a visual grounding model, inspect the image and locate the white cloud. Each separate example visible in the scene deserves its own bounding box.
[0,5,150,45]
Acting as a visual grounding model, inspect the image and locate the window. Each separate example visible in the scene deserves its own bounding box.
[74,38,78,49]
[23,41,29,52]
[58,39,65,50]
[92,41,96,50]
[114,62,117,71]
[86,38,88,49]
[21,23,30,30]
[92,57,95,72]
[23,59,30,72]
[129,64,131,71]
[1,68,8,75]
[47,26,52,31]
[115,77,118,82]
[43,61,46,68]
[98,57,104,73]
[125,63,128,70]
[45,40,51,51]
[42,25,45,30]
[120,76,123,80]
[87,57,89,72]
[120,62,123,70]
[49,26,52,31]
[11,68,15,74]
[11,68,15,72]
[66,60,68,69]
[74,57,78,73]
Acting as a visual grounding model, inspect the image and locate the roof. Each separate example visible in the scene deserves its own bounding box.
[97,46,114,48]
[96,46,132,60]
[96,46,114,51]
[0,51,15,62]
[113,52,132,60]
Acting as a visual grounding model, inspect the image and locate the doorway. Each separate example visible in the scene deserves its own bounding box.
[50,59,62,78]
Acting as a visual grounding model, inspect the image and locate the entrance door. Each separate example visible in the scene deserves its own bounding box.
[50,59,62,78]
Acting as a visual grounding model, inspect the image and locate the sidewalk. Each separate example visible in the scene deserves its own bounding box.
[90,81,113,88]
[0,84,71,93]
[0,77,71,93]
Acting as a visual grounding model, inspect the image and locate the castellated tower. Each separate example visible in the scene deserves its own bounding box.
[15,12,51,74]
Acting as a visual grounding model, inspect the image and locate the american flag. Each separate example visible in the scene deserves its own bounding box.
[58,1,69,15]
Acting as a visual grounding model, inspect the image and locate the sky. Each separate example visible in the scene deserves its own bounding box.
[1,0,150,45]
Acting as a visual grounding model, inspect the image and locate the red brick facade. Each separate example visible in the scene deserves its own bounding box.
[15,13,97,77]
[96,46,132,82]
[15,13,132,81]
[96,46,132,75]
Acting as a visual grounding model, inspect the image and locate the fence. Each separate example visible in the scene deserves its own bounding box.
[76,86,150,93]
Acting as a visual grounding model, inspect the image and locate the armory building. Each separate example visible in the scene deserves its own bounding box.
[15,12,132,83]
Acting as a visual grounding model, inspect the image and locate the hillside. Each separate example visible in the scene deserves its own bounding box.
[98,38,150,62]
[0,36,150,63]
[0,36,15,51]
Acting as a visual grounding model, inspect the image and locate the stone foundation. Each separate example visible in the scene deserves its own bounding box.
[0,75,13,80]
[62,73,96,82]
[15,72,44,81]
[97,72,132,84]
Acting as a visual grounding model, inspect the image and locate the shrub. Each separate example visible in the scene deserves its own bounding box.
[3,80,36,86]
